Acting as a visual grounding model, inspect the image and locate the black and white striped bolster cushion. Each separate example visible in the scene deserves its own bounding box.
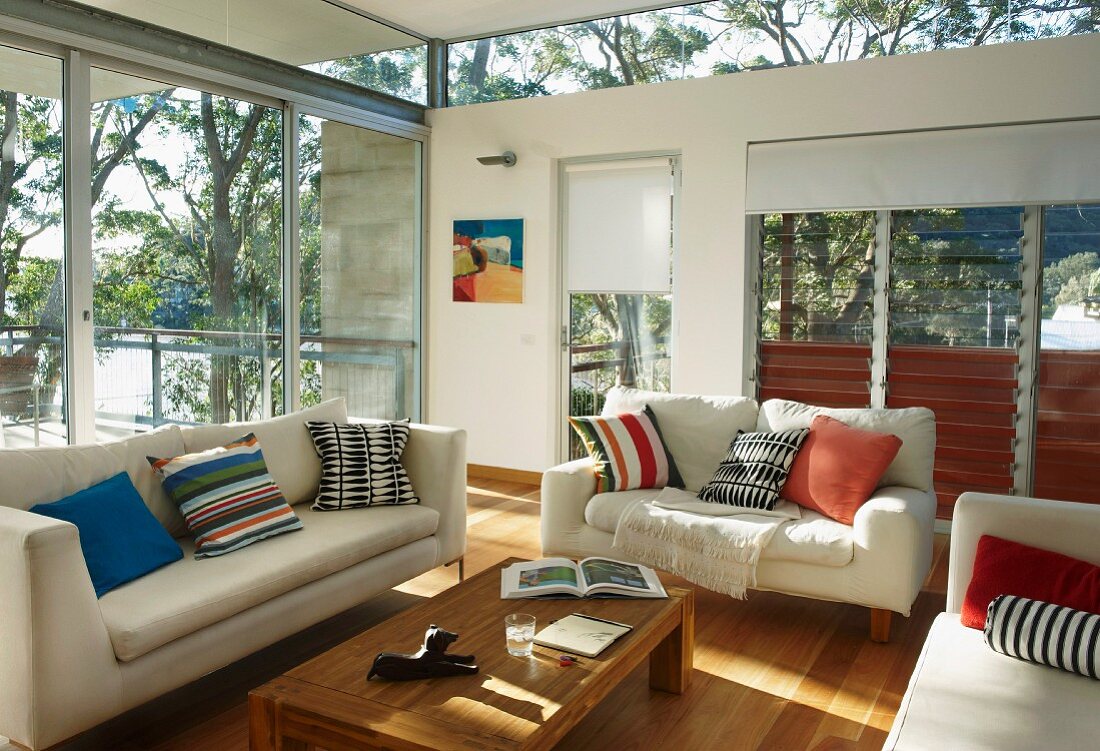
[983,594,1100,680]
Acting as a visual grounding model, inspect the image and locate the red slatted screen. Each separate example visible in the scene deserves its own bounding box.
[1034,350,1100,504]
[758,341,872,408]
[886,345,1019,519]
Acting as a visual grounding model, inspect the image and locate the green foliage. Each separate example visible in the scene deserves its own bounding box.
[318,47,427,102]
[761,211,876,342]
[91,251,158,328]
[5,256,58,326]
[448,0,1100,102]
[1044,252,1100,314]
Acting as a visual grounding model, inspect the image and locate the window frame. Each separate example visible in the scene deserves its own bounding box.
[0,20,429,444]
[745,203,1095,503]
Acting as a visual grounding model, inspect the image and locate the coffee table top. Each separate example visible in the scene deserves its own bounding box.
[259,557,690,751]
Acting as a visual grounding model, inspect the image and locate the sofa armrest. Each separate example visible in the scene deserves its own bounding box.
[849,486,937,615]
[540,458,598,556]
[350,418,467,568]
[0,506,122,749]
[947,492,1100,614]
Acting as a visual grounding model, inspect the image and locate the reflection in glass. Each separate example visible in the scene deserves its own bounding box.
[91,69,283,435]
[1035,204,1100,503]
[0,46,66,447]
[298,115,420,419]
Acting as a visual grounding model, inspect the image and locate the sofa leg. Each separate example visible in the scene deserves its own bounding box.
[870,608,892,643]
[446,556,465,582]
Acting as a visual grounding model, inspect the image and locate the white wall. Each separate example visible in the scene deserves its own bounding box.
[426,34,1100,472]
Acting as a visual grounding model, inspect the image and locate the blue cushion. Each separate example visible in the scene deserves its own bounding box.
[30,471,183,597]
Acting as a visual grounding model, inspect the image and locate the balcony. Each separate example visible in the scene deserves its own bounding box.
[0,325,413,449]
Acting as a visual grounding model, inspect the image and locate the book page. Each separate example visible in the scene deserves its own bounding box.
[579,558,663,595]
[501,558,584,598]
[517,563,579,590]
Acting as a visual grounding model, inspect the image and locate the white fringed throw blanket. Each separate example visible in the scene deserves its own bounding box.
[613,487,801,599]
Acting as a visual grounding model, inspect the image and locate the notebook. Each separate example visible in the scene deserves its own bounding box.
[532,613,632,658]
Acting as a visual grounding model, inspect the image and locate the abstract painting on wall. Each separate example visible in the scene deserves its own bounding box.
[453,218,524,303]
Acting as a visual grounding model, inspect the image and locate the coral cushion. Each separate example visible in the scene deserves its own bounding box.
[780,415,902,524]
[961,535,1100,629]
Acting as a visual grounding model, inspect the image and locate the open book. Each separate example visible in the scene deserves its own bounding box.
[500,557,667,599]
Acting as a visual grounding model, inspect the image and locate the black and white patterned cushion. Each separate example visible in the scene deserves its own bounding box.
[984,595,1100,680]
[697,429,808,510]
[306,421,419,510]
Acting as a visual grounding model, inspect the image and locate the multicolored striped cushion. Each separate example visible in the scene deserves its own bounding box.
[569,406,684,493]
[148,433,303,558]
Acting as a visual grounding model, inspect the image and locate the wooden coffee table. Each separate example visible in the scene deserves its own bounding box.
[249,557,694,750]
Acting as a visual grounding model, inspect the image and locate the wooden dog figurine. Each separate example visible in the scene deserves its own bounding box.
[367,625,478,681]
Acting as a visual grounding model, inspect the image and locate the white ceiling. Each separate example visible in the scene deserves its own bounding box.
[76,0,418,59]
[344,0,672,41]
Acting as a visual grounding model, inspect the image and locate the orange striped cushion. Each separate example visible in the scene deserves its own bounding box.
[569,406,684,493]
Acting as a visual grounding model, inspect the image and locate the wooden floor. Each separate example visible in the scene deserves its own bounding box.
[52,478,948,751]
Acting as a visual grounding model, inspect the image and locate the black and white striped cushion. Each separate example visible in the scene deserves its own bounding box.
[306,421,419,510]
[697,429,808,510]
[984,594,1100,680]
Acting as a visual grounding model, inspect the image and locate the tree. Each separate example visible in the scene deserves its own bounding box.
[90,88,283,424]
[448,1,1100,99]
[1044,251,1100,314]
[761,211,876,342]
[318,47,426,102]
[0,90,61,328]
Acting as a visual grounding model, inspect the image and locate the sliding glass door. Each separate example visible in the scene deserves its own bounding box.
[0,34,426,444]
[90,68,283,436]
[0,46,66,447]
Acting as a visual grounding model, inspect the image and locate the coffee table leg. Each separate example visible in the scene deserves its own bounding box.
[249,691,279,751]
[250,691,315,751]
[648,588,694,694]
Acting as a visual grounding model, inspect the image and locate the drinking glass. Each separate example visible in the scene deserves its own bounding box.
[504,613,536,656]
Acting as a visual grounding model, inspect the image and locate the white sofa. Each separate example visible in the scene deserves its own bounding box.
[884,492,1100,750]
[0,399,466,751]
[542,387,937,639]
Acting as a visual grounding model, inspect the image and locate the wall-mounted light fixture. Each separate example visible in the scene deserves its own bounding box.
[476,151,517,168]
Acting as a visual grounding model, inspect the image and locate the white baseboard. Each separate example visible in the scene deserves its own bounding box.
[934,518,952,535]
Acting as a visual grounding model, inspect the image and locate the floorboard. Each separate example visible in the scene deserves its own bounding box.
[47,478,947,751]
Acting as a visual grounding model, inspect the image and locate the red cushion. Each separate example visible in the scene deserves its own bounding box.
[779,415,902,524]
[961,535,1100,629]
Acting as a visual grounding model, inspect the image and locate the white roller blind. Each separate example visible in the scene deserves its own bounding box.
[746,119,1100,214]
[565,158,673,293]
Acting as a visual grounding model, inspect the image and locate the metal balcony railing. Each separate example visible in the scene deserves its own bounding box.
[567,336,671,459]
[0,324,414,442]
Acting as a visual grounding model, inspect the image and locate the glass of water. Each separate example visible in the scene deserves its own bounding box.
[504,613,536,657]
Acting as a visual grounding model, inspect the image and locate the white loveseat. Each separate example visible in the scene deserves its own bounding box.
[884,492,1100,750]
[0,399,466,751]
[542,387,937,639]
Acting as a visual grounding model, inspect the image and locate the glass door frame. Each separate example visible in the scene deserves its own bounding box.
[555,151,681,463]
[0,23,429,444]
